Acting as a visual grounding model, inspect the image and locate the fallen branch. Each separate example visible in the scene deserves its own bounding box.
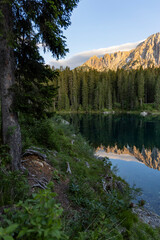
[22,149,47,161]
[66,162,72,174]
[28,177,48,189]
[21,159,30,163]
[32,184,46,190]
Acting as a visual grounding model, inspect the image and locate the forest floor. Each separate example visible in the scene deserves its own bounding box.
[22,147,160,230]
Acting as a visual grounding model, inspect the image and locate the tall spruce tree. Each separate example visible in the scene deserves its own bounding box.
[82,72,88,111]
[137,70,144,107]
[72,69,78,110]
[155,76,160,109]
[55,67,160,112]
[0,0,79,170]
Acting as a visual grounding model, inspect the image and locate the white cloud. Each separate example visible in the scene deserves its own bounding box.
[48,40,144,69]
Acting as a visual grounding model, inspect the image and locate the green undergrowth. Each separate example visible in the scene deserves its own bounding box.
[0,169,29,207]
[0,183,67,240]
[0,115,160,239]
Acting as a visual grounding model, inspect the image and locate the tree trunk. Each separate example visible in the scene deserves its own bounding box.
[140,98,142,107]
[0,2,22,170]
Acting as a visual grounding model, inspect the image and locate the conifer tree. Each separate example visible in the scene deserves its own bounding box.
[155,76,160,109]
[82,73,88,111]
[72,69,79,111]
[137,70,144,107]
[0,0,79,170]
[56,67,160,112]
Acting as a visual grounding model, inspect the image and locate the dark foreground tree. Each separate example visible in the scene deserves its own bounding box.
[0,0,79,170]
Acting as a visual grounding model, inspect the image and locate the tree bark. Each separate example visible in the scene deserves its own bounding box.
[0,2,22,170]
[140,98,142,107]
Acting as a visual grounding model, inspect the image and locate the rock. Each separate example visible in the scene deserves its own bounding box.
[103,158,109,167]
[94,154,105,161]
[103,111,109,114]
[102,179,107,191]
[140,111,148,117]
[115,181,126,193]
[61,119,70,125]
[85,161,90,168]
[132,206,160,228]
[74,157,81,162]
[53,151,57,157]
[80,33,160,71]
[104,174,114,192]
[33,160,44,167]
[103,111,115,114]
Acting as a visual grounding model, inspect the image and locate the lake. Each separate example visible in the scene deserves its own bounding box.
[61,113,160,214]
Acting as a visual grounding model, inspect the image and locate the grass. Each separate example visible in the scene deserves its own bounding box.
[0,115,160,239]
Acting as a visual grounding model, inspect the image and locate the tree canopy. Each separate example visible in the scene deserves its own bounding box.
[55,67,160,112]
[12,0,79,58]
[0,0,79,169]
[12,0,79,117]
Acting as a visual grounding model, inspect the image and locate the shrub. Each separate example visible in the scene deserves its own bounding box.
[1,184,67,240]
[138,199,146,207]
[0,169,29,207]
[0,145,11,166]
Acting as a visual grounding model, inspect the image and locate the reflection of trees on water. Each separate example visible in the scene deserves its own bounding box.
[61,113,160,170]
[62,113,160,150]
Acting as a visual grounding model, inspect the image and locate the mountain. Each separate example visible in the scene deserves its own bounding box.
[80,33,160,71]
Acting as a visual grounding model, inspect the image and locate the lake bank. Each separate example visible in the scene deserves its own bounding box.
[95,149,160,215]
[60,113,160,216]
[56,109,160,115]
[95,149,160,224]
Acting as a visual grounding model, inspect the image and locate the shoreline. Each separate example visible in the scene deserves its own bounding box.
[56,110,160,115]
[95,149,160,227]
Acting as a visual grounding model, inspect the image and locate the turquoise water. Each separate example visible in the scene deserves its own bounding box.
[62,113,160,150]
[62,113,160,214]
[110,159,160,214]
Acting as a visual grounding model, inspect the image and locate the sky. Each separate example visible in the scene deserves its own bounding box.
[40,0,160,69]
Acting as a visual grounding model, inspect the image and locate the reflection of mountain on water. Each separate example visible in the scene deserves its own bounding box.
[97,145,160,170]
[61,113,160,170]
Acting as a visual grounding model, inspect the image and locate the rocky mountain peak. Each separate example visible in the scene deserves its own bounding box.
[80,33,160,71]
